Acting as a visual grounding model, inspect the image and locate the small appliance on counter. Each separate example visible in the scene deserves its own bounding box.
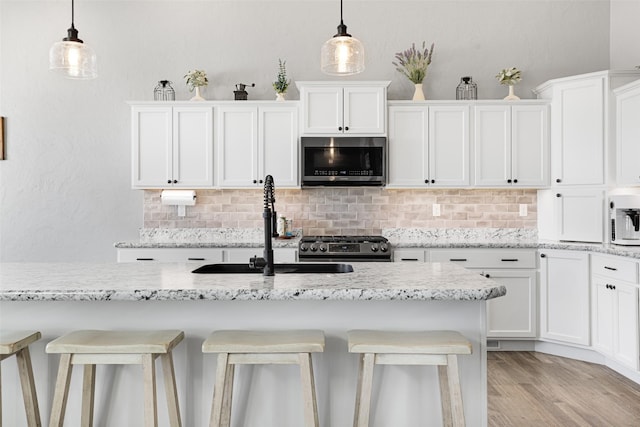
[234,83,255,100]
[610,195,640,245]
[298,236,391,262]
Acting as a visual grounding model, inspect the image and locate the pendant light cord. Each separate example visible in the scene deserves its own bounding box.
[71,0,75,29]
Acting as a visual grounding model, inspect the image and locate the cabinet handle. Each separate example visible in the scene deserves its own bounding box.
[400,258,419,261]
[345,126,349,131]
[507,179,512,183]
[501,258,519,262]
[136,258,154,261]
[556,193,562,198]
[513,179,518,183]
[449,258,468,262]
[188,257,205,261]
[556,178,562,183]
[540,253,546,258]
[604,266,618,271]
[606,284,617,290]
[338,126,343,131]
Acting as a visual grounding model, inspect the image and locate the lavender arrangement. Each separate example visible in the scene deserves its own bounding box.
[393,41,435,84]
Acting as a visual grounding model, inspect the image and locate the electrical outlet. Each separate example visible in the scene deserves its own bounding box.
[433,203,441,217]
[519,204,527,217]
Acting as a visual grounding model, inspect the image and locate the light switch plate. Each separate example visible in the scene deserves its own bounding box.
[433,204,441,217]
[519,204,527,217]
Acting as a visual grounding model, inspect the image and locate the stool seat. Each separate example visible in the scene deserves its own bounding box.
[47,330,184,427]
[0,330,41,355]
[348,330,472,355]
[46,330,184,354]
[203,330,324,353]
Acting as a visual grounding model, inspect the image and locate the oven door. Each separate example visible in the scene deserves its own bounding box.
[301,137,386,187]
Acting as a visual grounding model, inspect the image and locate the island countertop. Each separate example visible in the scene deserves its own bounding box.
[0,262,506,302]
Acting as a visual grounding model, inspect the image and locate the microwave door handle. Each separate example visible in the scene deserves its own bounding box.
[633,212,640,232]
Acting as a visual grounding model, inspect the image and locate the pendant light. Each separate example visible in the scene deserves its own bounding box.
[320,0,365,76]
[49,0,97,79]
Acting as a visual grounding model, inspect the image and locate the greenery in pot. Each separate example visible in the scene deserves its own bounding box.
[272,59,291,94]
[393,41,435,84]
[184,69,208,92]
[496,67,522,86]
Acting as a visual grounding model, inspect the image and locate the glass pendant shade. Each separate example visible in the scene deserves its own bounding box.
[49,39,97,79]
[321,35,365,76]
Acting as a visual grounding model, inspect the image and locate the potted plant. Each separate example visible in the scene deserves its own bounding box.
[496,67,522,100]
[392,41,435,100]
[272,59,291,101]
[184,69,208,101]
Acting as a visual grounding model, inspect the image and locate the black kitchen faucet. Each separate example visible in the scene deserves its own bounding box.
[249,175,278,276]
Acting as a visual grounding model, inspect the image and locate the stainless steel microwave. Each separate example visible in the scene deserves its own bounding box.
[300,137,386,187]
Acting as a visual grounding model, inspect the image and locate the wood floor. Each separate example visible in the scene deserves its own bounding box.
[488,351,640,426]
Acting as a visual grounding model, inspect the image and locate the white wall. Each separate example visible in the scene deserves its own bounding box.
[610,0,640,69]
[0,1,619,261]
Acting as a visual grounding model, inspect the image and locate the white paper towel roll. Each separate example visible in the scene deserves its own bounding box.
[161,190,196,206]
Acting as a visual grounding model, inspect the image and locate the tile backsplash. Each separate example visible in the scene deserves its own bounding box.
[143,188,537,235]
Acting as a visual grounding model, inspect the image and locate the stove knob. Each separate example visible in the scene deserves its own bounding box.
[380,243,389,252]
[319,244,328,252]
[310,244,318,252]
[300,243,309,252]
[370,244,379,252]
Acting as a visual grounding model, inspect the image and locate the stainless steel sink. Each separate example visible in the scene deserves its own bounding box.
[192,263,354,274]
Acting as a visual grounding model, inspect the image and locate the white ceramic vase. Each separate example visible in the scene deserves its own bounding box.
[412,83,425,101]
[276,92,286,101]
[191,86,205,101]
[504,85,520,101]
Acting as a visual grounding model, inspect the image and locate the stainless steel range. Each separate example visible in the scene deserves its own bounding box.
[298,236,392,262]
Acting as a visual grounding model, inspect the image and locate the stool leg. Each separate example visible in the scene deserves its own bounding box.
[49,353,73,427]
[160,352,182,427]
[353,353,375,427]
[438,365,452,427]
[16,347,41,427]
[446,355,466,427]
[142,354,158,427]
[81,365,96,427]
[210,353,230,427]
[298,353,319,427]
[220,363,234,427]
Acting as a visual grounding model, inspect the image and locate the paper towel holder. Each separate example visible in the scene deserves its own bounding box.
[161,190,196,217]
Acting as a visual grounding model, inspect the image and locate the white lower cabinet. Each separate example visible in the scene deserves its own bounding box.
[539,249,590,345]
[591,254,640,370]
[117,247,297,263]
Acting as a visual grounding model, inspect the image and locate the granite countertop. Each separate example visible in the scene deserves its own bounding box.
[0,262,505,302]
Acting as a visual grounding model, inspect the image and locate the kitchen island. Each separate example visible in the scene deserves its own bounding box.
[0,262,504,427]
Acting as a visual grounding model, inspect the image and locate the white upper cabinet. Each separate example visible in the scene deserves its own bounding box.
[387,103,469,187]
[555,188,604,243]
[217,103,298,188]
[298,81,389,135]
[473,103,548,187]
[615,79,640,186]
[132,105,213,189]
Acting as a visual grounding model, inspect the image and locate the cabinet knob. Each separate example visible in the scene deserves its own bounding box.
[513,179,518,183]
[556,178,562,183]
[173,180,178,184]
[338,126,343,131]
[167,179,172,184]
[345,126,349,131]
[507,179,512,183]
[424,179,429,184]
[253,180,257,184]
[556,193,562,198]
[431,179,435,184]
[540,253,546,258]
[485,274,491,278]
[259,179,263,184]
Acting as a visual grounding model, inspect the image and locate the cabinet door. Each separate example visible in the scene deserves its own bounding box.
[387,106,428,187]
[614,282,639,370]
[511,104,548,187]
[172,107,213,187]
[485,269,537,338]
[260,106,299,187]
[473,105,511,186]
[217,107,259,187]
[592,277,615,355]
[301,86,342,134]
[343,86,386,134]
[132,106,172,188]
[555,189,604,242]
[539,250,590,345]
[551,77,604,185]
[616,83,640,186]
[429,105,469,186]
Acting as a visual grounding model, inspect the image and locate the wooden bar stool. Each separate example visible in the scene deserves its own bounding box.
[46,330,184,427]
[0,331,42,427]
[202,330,325,427]
[348,330,472,427]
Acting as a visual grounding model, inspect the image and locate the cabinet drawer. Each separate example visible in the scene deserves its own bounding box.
[117,248,224,263]
[430,249,536,269]
[591,254,638,283]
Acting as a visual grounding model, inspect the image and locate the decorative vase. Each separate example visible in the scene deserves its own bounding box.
[191,86,205,101]
[504,85,520,101]
[276,92,286,101]
[412,83,425,101]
